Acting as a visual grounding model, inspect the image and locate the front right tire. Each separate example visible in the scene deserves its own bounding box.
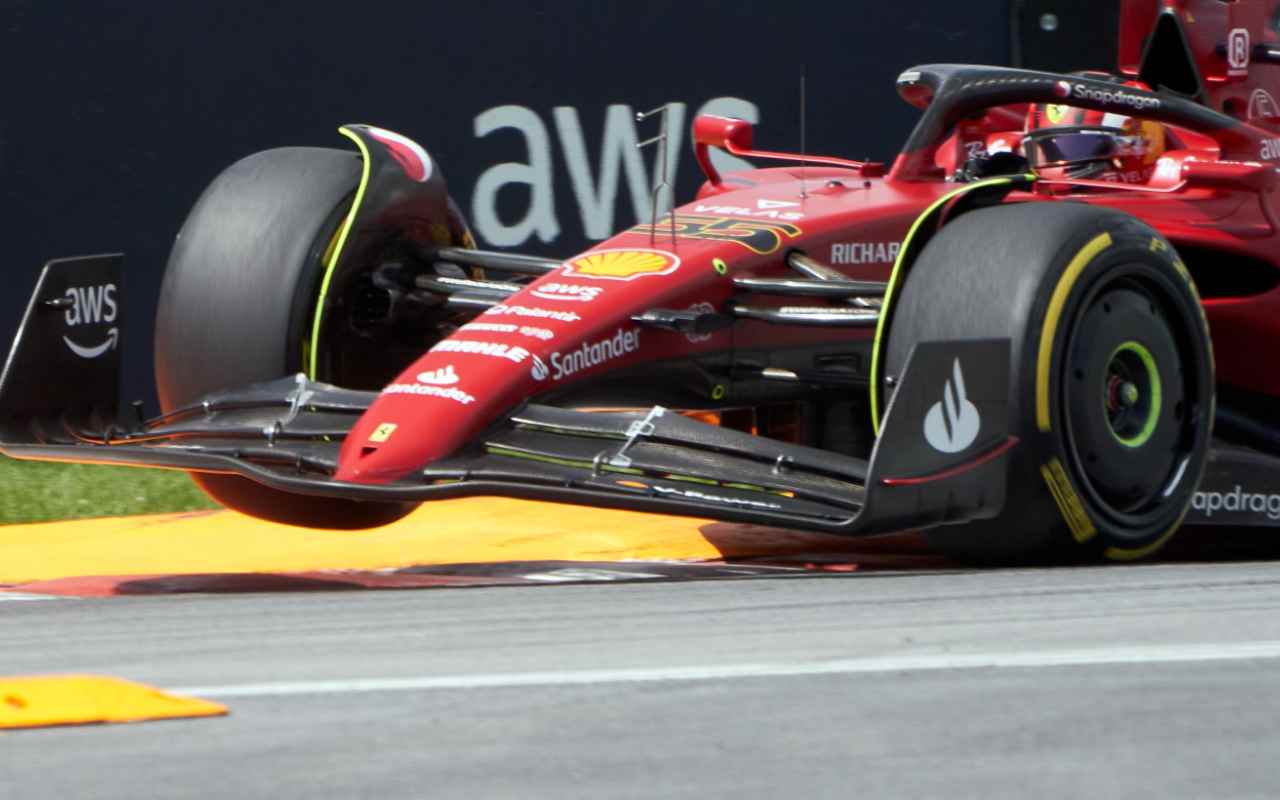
[884,202,1214,563]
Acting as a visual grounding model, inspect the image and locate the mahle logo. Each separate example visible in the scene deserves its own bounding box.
[923,359,980,454]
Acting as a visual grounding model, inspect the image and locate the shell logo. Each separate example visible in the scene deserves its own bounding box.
[562,248,680,281]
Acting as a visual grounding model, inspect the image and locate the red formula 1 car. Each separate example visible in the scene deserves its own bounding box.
[5,0,1280,563]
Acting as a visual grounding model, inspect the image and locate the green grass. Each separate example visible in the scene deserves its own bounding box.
[0,457,220,524]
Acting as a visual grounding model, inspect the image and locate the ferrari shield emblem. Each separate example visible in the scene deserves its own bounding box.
[562,248,680,281]
[368,423,398,443]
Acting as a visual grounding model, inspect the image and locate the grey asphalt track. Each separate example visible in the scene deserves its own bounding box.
[5,561,1280,799]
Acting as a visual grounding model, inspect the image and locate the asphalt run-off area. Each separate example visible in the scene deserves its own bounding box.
[4,500,1280,797]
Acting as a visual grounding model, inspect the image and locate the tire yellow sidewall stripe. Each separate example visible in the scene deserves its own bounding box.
[1035,232,1113,432]
[869,175,1024,435]
[307,126,372,379]
[1105,509,1186,561]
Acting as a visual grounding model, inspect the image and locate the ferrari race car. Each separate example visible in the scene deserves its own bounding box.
[4,0,1280,564]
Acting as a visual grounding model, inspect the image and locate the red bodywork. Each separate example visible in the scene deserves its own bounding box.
[336,0,1280,485]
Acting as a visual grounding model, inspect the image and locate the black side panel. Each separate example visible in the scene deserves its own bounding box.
[863,338,1014,534]
[0,254,122,438]
[1139,10,1205,100]
[1186,445,1280,527]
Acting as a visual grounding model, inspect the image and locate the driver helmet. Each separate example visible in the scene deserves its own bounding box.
[1024,74,1166,184]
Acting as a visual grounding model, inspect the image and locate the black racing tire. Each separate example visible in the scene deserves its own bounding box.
[885,202,1213,564]
[155,147,415,529]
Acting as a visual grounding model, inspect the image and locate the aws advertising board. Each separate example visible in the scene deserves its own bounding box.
[0,1,1011,407]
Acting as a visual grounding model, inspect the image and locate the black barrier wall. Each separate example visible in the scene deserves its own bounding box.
[2,1,1022,410]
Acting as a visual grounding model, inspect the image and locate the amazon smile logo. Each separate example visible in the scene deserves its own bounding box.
[62,283,119,360]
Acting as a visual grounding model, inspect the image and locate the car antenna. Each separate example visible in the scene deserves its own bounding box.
[800,69,808,200]
[636,103,678,248]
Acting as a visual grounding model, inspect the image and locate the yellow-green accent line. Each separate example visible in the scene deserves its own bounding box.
[486,445,645,476]
[1035,232,1113,432]
[307,126,373,379]
[1107,341,1162,448]
[869,175,1025,435]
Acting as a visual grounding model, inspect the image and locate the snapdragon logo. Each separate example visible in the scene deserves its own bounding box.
[1192,486,1280,520]
[548,327,641,381]
[1055,80,1162,112]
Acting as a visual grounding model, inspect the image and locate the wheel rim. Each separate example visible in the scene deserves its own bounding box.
[1061,268,1201,524]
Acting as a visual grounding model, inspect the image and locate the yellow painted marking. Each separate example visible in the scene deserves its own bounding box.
[1036,232,1113,432]
[1040,457,1096,543]
[368,423,397,443]
[0,500,881,585]
[0,675,225,729]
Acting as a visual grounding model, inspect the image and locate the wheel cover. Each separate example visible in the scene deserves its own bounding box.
[1061,270,1199,523]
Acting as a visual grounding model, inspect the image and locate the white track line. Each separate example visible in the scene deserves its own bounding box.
[174,641,1280,698]
[0,592,64,602]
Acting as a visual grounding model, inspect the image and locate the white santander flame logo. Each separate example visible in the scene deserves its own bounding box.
[530,354,548,381]
[923,359,980,454]
[416,365,459,385]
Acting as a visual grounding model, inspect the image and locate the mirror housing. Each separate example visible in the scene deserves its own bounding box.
[693,115,753,186]
[693,115,754,151]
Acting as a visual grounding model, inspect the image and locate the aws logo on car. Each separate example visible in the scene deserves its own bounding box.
[561,248,680,281]
[62,283,118,360]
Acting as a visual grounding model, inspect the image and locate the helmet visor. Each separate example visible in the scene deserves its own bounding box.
[1025,129,1119,168]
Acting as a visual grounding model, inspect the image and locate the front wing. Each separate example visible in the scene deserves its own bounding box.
[0,256,1017,536]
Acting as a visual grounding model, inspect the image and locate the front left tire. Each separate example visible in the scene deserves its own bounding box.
[156,147,415,528]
